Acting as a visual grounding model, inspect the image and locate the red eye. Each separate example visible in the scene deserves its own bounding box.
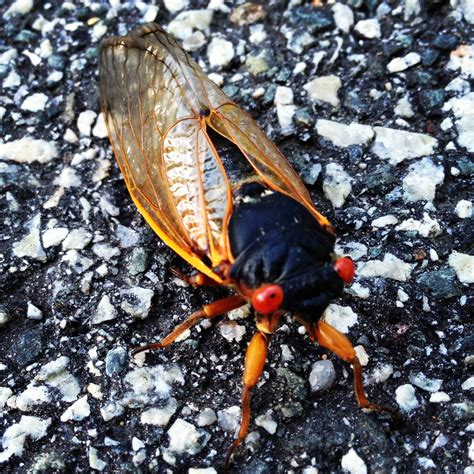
[251,284,284,314]
[334,257,356,284]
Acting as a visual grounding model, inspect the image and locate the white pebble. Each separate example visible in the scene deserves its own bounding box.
[89,447,107,471]
[42,227,68,248]
[332,3,354,33]
[358,253,413,282]
[395,384,419,411]
[77,110,97,137]
[62,228,92,250]
[217,406,240,432]
[455,200,472,218]
[92,295,118,325]
[371,127,437,165]
[164,0,189,13]
[255,411,278,434]
[354,18,381,39]
[371,215,398,228]
[316,120,374,148]
[218,320,246,342]
[409,372,442,392]
[60,395,90,422]
[322,304,358,333]
[429,391,451,403]
[120,287,154,319]
[323,163,352,208]
[387,52,421,73]
[0,137,58,163]
[27,303,43,320]
[21,93,48,112]
[207,37,234,68]
[167,419,205,454]
[304,75,342,107]
[309,360,336,391]
[0,416,51,463]
[341,448,367,474]
[449,251,474,284]
[13,214,46,261]
[402,158,444,202]
[167,10,213,40]
[4,0,33,17]
[462,376,474,390]
[196,407,217,427]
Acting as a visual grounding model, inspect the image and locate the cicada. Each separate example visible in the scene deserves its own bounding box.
[99,23,396,467]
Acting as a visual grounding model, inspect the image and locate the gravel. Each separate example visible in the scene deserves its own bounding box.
[0,0,472,472]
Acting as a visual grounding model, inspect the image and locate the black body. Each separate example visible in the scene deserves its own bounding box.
[228,183,344,323]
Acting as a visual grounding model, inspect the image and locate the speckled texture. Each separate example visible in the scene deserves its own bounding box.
[0,1,473,473]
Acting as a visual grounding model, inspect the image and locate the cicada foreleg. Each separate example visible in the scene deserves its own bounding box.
[131,295,246,356]
[170,268,221,287]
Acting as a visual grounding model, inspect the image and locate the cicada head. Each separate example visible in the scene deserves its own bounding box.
[229,184,355,326]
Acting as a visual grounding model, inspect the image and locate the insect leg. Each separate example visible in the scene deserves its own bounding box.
[170,267,221,287]
[131,295,246,356]
[312,320,399,419]
[225,331,269,469]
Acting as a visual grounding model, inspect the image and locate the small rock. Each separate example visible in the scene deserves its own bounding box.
[16,327,44,366]
[60,395,90,422]
[163,0,189,13]
[245,53,269,75]
[341,448,367,474]
[120,287,154,319]
[21,93,48,112]
[183,31,206,52]
[141,398,178,426]
[322,304,358,333]
[316,120,374,147]
[417,268,460,299]
[332,3,354,33]
[418,89,445,115]
[105,347,127,376]
[217,406,240,432]
[0,416,51,463]
[387,52,421,73]
[430,392,451,403]
[89,447,107,471]
[372,127,437,165]
[196,408,217,427]
[27,303,43,320]
[395,96,414,118]
[92,295,118,325]
[230,2,266,25]
[304,75,341,107]
[255,411,278,434]
[77,110,97,137]
[42,227,69,248]
[323,163,352,208]
[354,18,381,39]
[168,9,214,41]
[449,251,474,284]
[395,213,441,238]
[395,384,419,411]
[166,418,207,455]
[309,360,336,391]
[462,377,474,390]
[13,214,46,261]
[402,158,444,202]
[371,215,398,228]
[409,372,443,392]
[218,320,246,342]
[207,37,234,68]
[62,228,92,251]
[455,200,472,218]
[358,253,413,281]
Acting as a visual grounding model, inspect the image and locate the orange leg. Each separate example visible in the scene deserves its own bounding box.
[312,320,399,419]
[170,267,220,287]
[131,295,246,356]
[224,331,269,469]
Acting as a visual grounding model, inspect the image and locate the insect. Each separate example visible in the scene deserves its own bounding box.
[99,23,397,468]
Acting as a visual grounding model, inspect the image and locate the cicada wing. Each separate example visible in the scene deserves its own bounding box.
[208,105,335,233]
[99,28,232,281]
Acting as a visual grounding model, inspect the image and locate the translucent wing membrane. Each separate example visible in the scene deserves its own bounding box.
[99,23,332,280]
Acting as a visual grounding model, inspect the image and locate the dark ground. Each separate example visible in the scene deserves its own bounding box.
[0,0,473,473]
